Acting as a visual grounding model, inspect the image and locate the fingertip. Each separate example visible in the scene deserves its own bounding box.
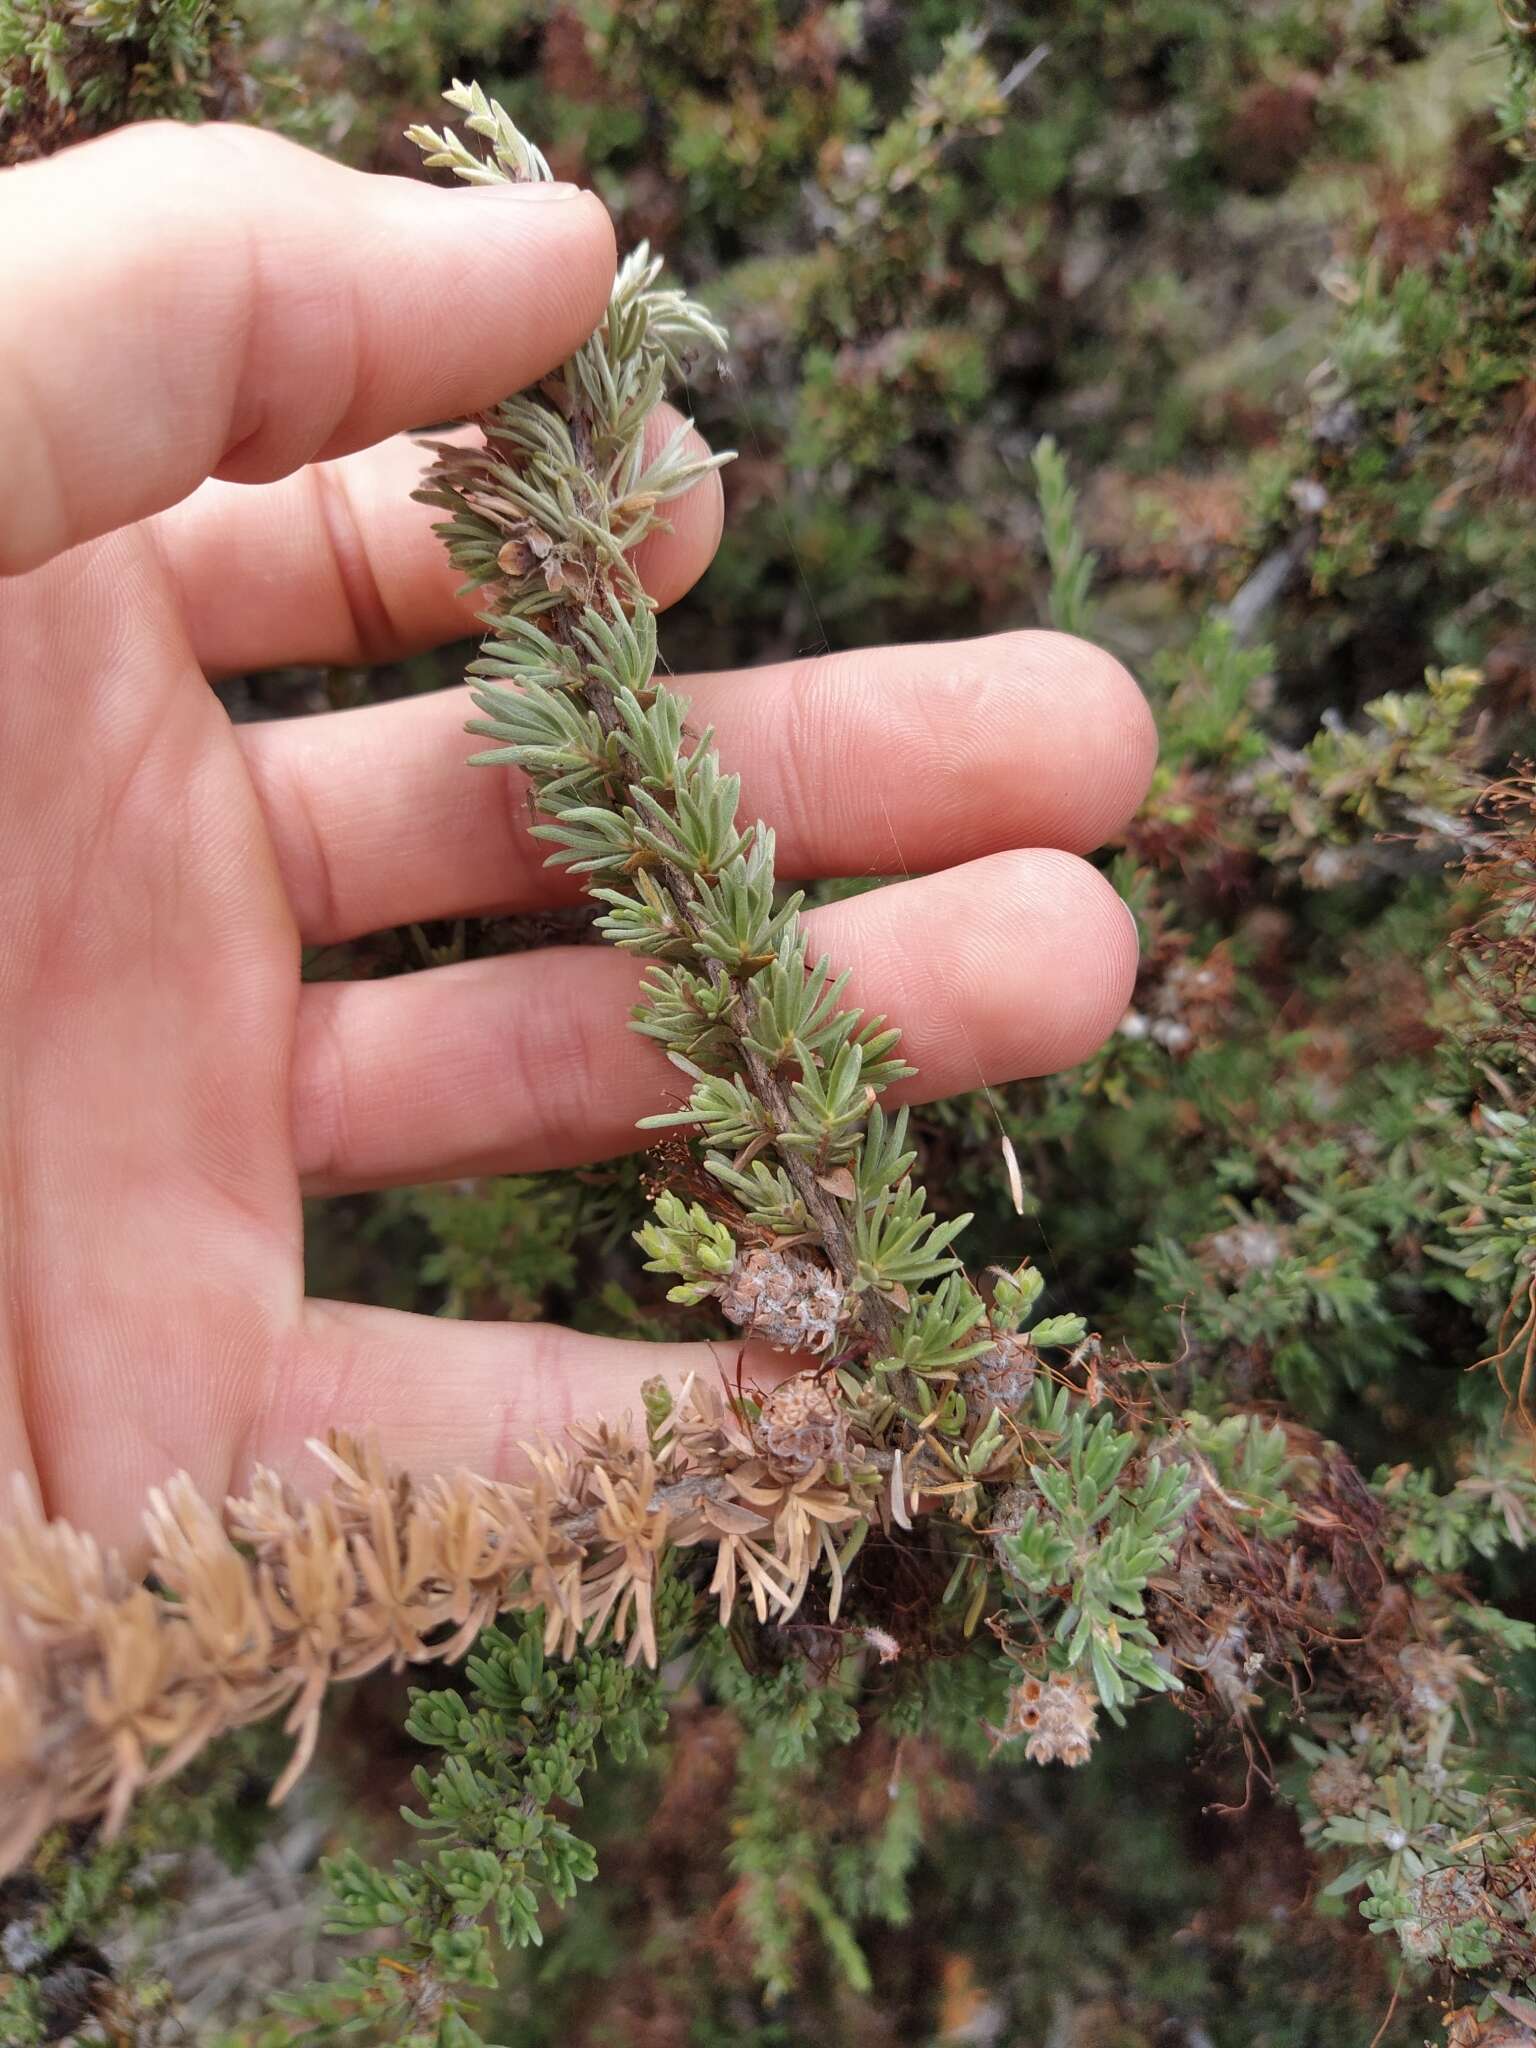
[1000,847,1140,1071]
[998,632,1158,851]
[219,174,621,484]
[800,849,1142,1105]
[451,179,619,342]
[436,179,619,378]
[904,848,1141,1083]
[628,410,726,609]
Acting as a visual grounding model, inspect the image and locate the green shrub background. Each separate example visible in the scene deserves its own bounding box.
[4,4,1536,2044]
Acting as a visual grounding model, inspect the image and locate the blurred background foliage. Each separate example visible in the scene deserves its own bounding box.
[5,2,1536,2044]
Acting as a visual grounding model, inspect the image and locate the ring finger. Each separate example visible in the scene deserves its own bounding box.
[291,847,1139,1192]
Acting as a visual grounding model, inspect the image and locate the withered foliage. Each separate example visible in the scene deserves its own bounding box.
[0,1376,879,1877]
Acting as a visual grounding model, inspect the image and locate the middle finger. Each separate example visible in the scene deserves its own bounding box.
[242,630,1155,945]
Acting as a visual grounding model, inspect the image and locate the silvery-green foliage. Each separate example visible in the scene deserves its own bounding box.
[410,85,990,1404]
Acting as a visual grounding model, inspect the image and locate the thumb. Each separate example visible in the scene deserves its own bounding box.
[0,120,616,575]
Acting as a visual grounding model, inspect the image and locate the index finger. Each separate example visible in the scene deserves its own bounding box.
[0,120,616,574]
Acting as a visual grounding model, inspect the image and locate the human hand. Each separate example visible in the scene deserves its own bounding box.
[0,121,1155,1557]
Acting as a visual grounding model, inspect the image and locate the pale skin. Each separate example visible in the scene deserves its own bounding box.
[0,120,1157,1560]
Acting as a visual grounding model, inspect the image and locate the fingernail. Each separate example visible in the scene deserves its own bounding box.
[1120,895,1141,954]
[472,179,584,203]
